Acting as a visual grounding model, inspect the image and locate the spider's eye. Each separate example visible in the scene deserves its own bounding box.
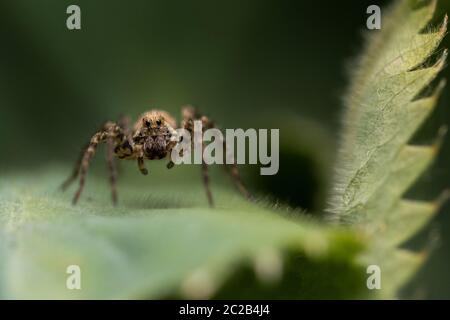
[144,120,151,127]
[156,119,162,126]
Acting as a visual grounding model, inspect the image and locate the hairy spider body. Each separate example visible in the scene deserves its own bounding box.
[62,106,250,207]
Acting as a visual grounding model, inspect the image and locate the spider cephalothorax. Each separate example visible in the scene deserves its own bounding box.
[61,106,250,207]
[131,110,178,161]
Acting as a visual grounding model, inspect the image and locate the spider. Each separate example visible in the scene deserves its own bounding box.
[61,105,251,207]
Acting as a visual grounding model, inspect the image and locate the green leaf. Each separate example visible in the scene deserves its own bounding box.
[0,167,366,299]
[327,0,447,297]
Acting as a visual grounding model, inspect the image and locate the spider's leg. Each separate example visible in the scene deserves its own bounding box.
[187,107,252,201]
[223,141,252,200]
[72,122,121,205]
[224,162,252,200]
[218,127,252,200]
[166,136,188,170]
[166,126,180,170]
[201,146,214,207]
[200,119,214,206]
[166,160,175,169]
[210,119,252,200]
[72,132,105,204]
[119,115,133,145]
[118,114,131,130]
[106,138,118,205]
[60,143,88,191]
[181,105,214,207]
[137,156,148,175]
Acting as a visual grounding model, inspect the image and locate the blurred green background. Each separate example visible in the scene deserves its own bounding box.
[0,0,449,298]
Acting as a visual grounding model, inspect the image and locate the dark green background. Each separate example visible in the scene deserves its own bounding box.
[0,0,449,298]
